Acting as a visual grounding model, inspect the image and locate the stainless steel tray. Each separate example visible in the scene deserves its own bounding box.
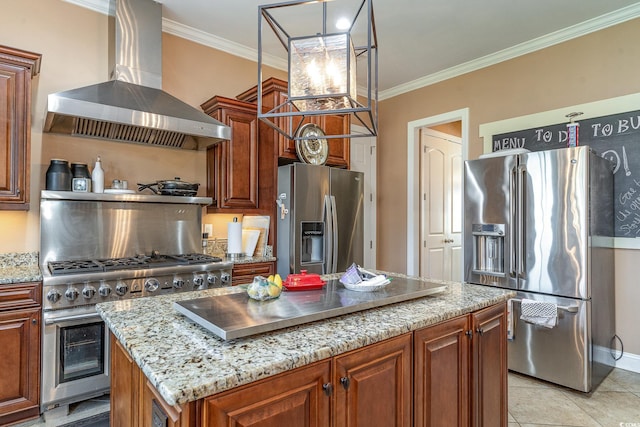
[174,277,447,340]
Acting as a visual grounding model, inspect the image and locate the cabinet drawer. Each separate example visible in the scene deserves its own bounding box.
[231,262,274,286]
[0,282,41,311]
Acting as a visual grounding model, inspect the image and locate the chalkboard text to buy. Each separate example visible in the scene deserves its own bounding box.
[493,115,640,151]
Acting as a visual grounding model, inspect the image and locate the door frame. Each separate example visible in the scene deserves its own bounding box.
[407,108,469,276]
[351,124,377,268]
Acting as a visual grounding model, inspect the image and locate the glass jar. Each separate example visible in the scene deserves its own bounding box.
[45,159,72,191]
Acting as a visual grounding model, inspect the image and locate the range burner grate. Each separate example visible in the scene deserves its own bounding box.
[48,253,224,275]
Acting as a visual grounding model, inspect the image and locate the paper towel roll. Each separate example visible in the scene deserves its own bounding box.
[227,218,243,254]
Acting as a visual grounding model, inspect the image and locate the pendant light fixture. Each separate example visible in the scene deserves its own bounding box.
[257,0,378,141]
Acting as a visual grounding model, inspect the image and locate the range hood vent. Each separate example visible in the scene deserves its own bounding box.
[43,0,230,150]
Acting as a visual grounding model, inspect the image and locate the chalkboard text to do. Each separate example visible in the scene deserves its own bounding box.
[491,108,640,238]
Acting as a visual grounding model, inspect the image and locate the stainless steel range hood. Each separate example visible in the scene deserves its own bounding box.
[43,0,230,150]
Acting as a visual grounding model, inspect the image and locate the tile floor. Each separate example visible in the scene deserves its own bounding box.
[13,368,640,426]
[509,368,640,427]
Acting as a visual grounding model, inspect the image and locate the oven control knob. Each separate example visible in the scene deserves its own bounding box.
[145,278,160,292]
[193,274,204,288]
[115,280,128,296]
[82,285,96,299]
[65,287,79,301]
[173,276,184,289]
[207,273,218,286]
[220,272,231,285]
[98,283,112,297]
[47,290,62,303]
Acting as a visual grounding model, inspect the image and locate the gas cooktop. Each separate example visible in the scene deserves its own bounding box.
[48,253,223,276]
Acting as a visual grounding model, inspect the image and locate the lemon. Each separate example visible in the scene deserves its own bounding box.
[267,284,281,297]
[267,274,275,283]
[274,274,283,289]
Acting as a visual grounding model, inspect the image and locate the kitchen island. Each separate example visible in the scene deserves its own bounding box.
[98,273,515,426]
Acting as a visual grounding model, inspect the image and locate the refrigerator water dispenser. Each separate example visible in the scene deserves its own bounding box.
[301,222,324,264]
[472,223,505,276]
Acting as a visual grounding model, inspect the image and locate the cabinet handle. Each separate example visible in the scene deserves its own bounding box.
[465,330,473,339]
[340,377,350,390]
[32,318,37,325]
[17,189,21,196]
[322,383,333,396]
[476,327,484,336]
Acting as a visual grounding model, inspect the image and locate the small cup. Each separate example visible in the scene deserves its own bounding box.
[121,180,128,190]
[112,179,122,189]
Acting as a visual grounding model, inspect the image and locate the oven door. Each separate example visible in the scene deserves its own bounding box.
[41,305,110,411]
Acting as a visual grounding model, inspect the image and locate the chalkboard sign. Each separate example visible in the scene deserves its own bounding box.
[492,109,640,237]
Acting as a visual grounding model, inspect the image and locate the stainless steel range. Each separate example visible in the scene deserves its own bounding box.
[39,190,232,413]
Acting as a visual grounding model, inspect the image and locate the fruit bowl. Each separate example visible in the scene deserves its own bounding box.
[246,275,282,301]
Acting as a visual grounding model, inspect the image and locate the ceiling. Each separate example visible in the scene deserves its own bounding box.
[71,0,640,99]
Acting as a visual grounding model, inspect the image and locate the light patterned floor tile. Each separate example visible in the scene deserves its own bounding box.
[607,368,640,393]
[509,386,600,426]
[563,389,640,427]
[508,371,553,389]
[509,412,517,422]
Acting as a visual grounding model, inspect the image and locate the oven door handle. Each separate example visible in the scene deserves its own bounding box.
[44,312,102,325]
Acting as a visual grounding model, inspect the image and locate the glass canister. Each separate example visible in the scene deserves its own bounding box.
[45,159,72,191]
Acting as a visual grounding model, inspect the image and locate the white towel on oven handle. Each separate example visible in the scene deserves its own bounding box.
[520,298,558,328]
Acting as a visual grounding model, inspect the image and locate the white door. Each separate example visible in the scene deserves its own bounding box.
[420,129,462,281]
[350,135,377,269]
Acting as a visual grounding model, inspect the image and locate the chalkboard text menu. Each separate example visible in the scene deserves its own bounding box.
[492,109,640,237]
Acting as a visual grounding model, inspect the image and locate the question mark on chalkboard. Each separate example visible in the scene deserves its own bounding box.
[602,149,620,174]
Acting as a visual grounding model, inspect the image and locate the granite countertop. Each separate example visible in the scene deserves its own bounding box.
[227,255,277,265]
[0,252,42,285]
[98,272,514,406]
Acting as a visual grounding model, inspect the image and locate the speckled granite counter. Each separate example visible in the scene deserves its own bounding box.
[98,272,514,407]
[226,255,276,264]
[0,252,42,285]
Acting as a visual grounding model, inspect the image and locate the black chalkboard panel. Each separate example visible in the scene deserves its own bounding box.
[492,109,640,237]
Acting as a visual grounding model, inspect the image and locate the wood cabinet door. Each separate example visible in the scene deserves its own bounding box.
[322,114,350,168]
[0,46,40,210]
[471,303,507,427]
[333,334,412,427]
[111,335,142,427]
[218,107,258,209]
[0,307,40,425]
[414,315,470,427]
[141,379,196,427]
[201,360,331,427]
[202,97,258,212]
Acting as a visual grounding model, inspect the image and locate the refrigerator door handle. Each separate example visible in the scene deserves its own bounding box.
[330,195,339,273]
[324,195,333,274]
[509,166,517,277]
[517,165,527,278]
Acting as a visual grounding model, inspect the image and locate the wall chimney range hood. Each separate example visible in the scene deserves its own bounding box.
[43,0,230,150]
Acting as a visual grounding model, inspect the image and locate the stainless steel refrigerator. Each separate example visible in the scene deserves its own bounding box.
[463,146,616,392]
[277,163,364,279]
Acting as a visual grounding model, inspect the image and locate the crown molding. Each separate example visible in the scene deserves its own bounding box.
[379,3,640,100]
[62,0,640,101]
[161,19,288,71]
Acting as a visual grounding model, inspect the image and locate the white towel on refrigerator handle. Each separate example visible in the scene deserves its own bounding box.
[520,298,558,328]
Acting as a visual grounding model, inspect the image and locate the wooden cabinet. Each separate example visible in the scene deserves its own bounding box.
[110,302,507,427]
[334,333,412,427]
[201,96,258,211]
[237,77,351,169]
[202,360,331,427]
[231,261,275,286]
[110,334,195,427]
[0,46,41,210]
[470,303,508,427]
[0,282,41,426]
[414,303,507,427]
